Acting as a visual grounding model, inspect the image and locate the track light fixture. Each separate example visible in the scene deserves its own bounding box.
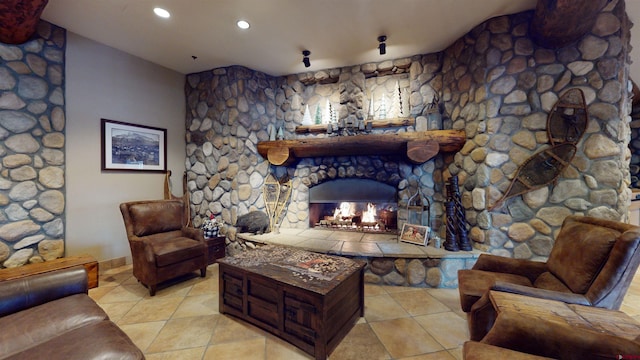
[302,50,311,68]
[378,35,387,55]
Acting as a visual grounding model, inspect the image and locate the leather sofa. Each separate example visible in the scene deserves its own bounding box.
[0,267,144,359]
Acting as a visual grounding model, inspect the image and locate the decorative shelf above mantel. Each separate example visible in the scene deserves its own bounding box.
[295,117,416,134]
[257,129,466,166]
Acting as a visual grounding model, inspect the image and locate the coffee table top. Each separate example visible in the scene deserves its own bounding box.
[218,245,364,294]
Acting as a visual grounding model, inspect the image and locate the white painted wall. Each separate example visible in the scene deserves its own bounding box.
[65,32,186,262]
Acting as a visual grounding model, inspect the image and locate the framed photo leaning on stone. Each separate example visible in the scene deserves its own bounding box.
[399,223,429,246]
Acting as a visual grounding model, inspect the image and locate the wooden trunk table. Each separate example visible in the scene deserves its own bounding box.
[218,245,365,360]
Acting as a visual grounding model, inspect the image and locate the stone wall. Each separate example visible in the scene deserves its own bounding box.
[442,1,632,258]
[185,1,632,259]
[0,21,66,268]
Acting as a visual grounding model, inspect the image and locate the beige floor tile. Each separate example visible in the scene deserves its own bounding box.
[99,270,134,287]
[119,321,166,351]
[448,346,464,360]
[426,288,464,312]
[188,276,219,296]
[118,296,184,324]
[88,285,117,302]
[365,284,388,296]
[210,315,271,344]
[147,315,219,353]
[391,289,450,316]
[98,283,147,303]
[99,300,138,323]
[370,317,444,358]
[265,334,312,360]
[203,337,266,360]
[414,312,469,349]
[145,347,206,360]
[329,323,391,360]
[172,294,218,318]
[365,294,410,322]
[381,284,416,294]
[398,350,457,359]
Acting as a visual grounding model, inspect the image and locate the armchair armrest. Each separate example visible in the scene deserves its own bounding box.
[0,267,88,317]
[473,254,547,283]
[491,281,592,306]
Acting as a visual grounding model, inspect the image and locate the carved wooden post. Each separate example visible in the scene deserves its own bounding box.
[449,176,472,251]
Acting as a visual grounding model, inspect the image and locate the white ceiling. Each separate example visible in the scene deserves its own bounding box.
[42,0,640,81]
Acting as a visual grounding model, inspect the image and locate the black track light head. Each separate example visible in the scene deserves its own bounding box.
[378,35,387,55]
[302,50,311,68]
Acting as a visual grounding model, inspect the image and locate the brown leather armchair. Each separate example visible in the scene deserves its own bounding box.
[120,199,207,296]
[458,215,640,313]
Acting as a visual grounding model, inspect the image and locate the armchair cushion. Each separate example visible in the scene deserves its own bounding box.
[151,236,205,267]
[546,220,619,294]
[531,272,572,293]
[129,200,183,236]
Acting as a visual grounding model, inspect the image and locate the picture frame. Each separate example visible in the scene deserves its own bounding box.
[399,223,430,246]
[101,119,167,172]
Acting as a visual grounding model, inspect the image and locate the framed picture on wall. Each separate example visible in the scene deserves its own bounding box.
[101,119,167,172]
[399,223,430,246]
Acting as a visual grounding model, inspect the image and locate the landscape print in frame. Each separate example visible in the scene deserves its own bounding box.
[101,119,167,172]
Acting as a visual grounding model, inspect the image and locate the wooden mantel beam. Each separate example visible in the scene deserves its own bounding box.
[530,0,609,49]
[257,130,466,166]
[0,0,49,44]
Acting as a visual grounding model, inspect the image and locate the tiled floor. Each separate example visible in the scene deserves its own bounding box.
[89,263,640,360]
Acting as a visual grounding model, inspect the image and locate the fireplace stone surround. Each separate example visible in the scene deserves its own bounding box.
[184,1,633,287]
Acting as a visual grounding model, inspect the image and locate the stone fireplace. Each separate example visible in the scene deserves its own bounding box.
[184,1,633,265]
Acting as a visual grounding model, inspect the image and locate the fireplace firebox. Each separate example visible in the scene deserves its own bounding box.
[308,179,398,233]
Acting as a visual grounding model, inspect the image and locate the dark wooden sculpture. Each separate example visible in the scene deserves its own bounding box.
[0,0,49,44]
[489,89,587,211]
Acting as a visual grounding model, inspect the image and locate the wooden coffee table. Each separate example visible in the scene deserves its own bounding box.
[218,245,365,360]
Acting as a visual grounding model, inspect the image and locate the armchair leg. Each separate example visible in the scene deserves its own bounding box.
[200,268,206,277]
[149,284,157,296]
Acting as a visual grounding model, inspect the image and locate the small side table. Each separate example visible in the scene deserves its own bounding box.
[205,236,225,264]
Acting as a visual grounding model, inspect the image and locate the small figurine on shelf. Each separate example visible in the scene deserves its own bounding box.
[202,214,222,238]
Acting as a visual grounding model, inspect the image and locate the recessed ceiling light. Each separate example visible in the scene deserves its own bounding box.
[153,7,171,18]
[237,20,250,29]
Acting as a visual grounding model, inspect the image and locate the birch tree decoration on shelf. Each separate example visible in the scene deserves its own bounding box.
[314,104,322,125]
[302,104,313,126]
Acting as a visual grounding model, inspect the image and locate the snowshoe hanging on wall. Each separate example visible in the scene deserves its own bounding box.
[489,89,587,211]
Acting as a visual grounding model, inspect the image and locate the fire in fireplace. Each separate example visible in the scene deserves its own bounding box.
[308,179,398,233]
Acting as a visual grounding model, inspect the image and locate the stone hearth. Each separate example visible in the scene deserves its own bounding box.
[238,228,479,288]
